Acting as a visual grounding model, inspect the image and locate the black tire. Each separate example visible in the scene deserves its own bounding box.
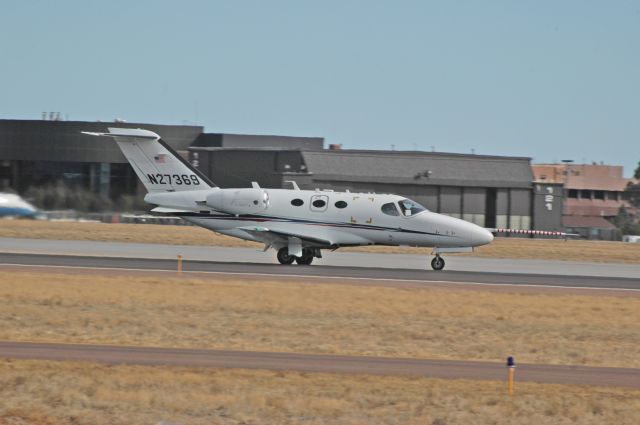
[431,256,445,271]
[295,248,314,265]
[277,247,295,265]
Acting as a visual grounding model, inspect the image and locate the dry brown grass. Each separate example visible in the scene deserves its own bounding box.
[1,270,638,368]
[1,359,639,425]
[0,219,257,247]
[3,219,640,263]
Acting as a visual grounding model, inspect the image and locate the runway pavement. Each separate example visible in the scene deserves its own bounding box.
[1,251,639,290]
[2,237,640,279]
[1,341,638,388]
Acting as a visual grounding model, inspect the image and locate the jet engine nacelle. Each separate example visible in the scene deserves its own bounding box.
[206,188,269,215]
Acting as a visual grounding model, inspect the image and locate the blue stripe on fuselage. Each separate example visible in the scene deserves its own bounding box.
[0,207,36,217]
[174,212,455,238]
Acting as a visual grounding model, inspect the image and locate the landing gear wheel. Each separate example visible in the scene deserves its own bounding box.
[431,255,445,271]
[295,248,314,265]
[277,247,295,265]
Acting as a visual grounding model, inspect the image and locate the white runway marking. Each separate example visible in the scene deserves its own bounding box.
[2,262,639,293]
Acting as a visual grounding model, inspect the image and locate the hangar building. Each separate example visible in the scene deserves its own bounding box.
[189,147,543,230]
[0,119,203,200]
[1,118,562,233]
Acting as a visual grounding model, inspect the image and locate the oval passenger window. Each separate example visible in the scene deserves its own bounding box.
[334,200,348,209]
[312,199,326,208]
[291,199,304,206]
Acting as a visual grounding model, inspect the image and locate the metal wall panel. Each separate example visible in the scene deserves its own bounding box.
[439,186,462,215]
[207,151,283,188]
[510,189,531,215]
[462,187,485,214]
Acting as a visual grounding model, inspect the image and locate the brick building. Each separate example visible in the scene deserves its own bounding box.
[532,163,635,239]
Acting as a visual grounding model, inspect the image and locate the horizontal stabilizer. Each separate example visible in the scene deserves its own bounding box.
[81,128,160,140]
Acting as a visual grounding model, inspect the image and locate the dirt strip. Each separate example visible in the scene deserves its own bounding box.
[1,341,638,388]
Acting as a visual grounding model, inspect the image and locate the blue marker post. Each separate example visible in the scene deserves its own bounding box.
[507,356,516,396]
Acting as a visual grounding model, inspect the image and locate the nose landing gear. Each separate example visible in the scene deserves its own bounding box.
[430,255,445,271]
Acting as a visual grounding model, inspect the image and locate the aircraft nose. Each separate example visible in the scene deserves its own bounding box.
[472,226,494,246]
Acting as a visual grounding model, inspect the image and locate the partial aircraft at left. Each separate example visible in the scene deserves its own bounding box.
[0,193,37,218]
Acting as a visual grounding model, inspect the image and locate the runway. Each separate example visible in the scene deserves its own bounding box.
[1,341,638,388]
[1,252,639,290]
[2,237,640,279]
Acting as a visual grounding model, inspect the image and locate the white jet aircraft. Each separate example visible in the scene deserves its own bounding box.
[84,128,568,270]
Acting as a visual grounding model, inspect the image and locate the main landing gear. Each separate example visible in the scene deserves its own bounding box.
[277,247,315,265]
[430,255,445,271]
[276,247,295,265]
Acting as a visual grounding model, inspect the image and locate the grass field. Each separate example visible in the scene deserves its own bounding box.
[1,270,638,368]
[2,219,640,263]
[2,359,639,425]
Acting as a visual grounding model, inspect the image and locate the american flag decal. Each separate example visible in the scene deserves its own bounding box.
[154,154,167,164]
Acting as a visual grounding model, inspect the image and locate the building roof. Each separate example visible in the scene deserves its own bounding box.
[192,133,323,150]
[301,150,534,188]
[563,215,617,229]
[0,119,202,163]
[532,164,631,191]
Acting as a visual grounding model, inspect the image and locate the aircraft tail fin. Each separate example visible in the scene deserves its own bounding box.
[82,128,214,193]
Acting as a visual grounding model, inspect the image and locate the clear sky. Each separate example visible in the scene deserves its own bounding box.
[1,1,639,175]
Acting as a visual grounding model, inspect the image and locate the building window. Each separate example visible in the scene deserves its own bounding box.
[594,190,605,200]
[568,189,578,198]
[334,200,348,209]
[291,199,304,206]
[580,190,592,199]
[381,202,400,216]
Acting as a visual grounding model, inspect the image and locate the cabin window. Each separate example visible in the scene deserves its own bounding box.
[334,200,348,209]
[398,198,427,216]
[291,199,304,206]
[381,202,400,216]
[310,194,329,212]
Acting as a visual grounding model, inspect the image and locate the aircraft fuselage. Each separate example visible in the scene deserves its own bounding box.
[145,187,494,250]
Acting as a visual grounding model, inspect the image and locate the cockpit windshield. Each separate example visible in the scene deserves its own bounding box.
[398,198,428,216]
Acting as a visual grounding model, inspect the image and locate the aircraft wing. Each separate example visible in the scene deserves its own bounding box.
[236,225,333,247]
